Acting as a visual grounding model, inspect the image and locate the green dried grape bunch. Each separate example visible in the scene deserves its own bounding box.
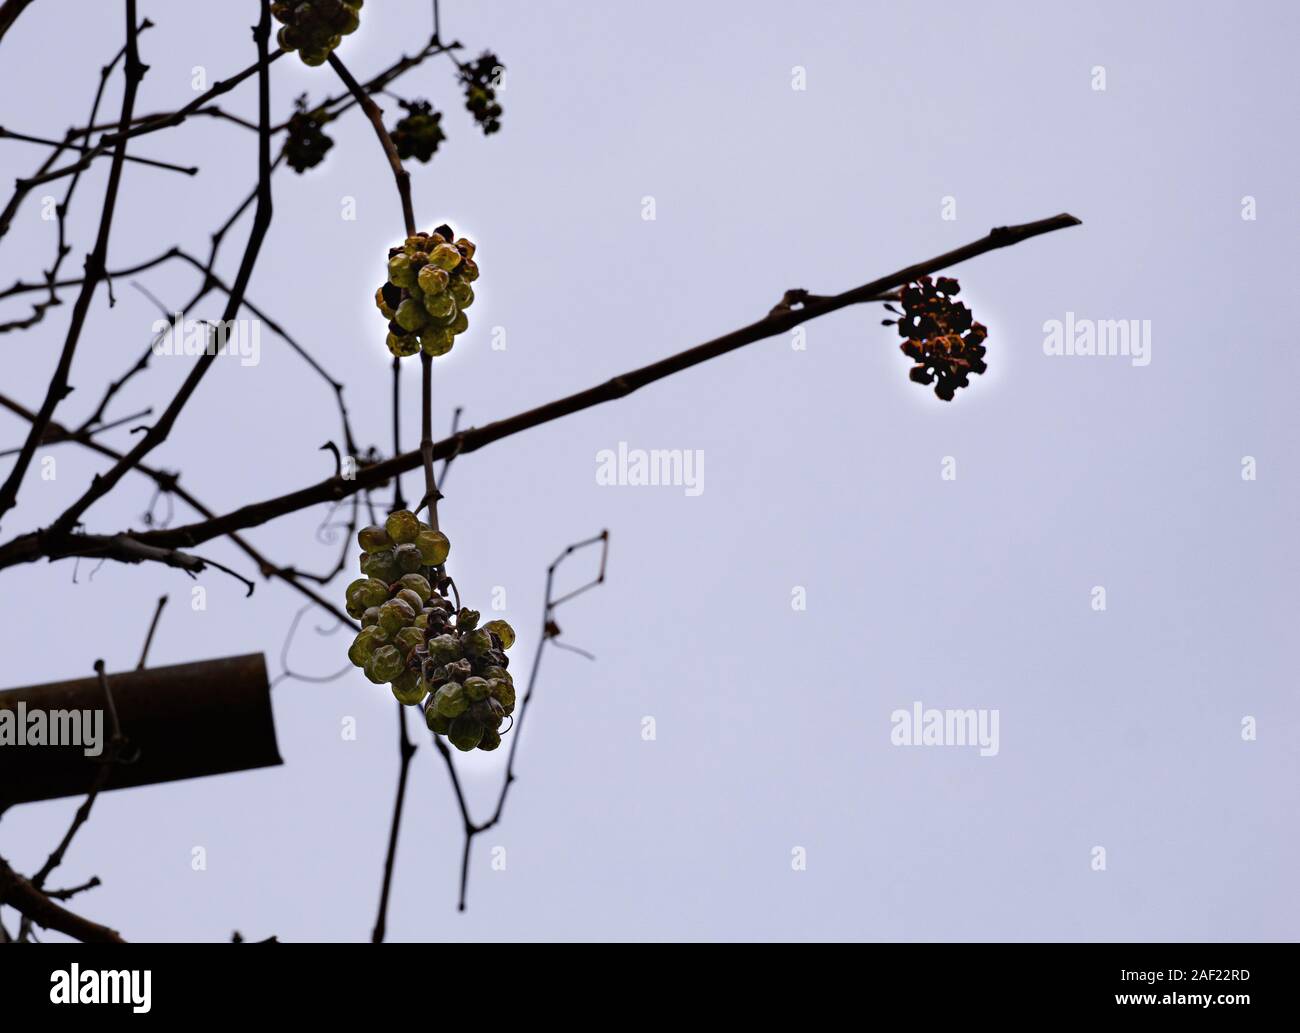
[375,223,479,360]
[283,94,334,172]
[458,52,504,135]
[391,99,445,164]
[882,276,988,402]
[271,0,362,67]
[344,511,517,754]
[422,606,517,753]
[346,508,449,685]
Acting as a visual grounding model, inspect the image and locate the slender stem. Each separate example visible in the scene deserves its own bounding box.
[371,704,417,943]
[0,0,147,529]
[136,595,168,669]
[328,52,416,236]
[391,358,406,512]
[3,213,1083,567]
[420,352,440,530]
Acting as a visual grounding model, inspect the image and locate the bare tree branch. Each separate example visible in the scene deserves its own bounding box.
[0,0,148,526]
[0,213,1078,571]
[0,856,125,943]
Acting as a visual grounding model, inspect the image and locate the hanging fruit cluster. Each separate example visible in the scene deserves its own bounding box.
[885,276,988,401]
[458,52,504,134]
[391,99,445,163]
[271,0,362,67]
[284,94,335,172]
[345,511,517,752]
[374,224,478,359]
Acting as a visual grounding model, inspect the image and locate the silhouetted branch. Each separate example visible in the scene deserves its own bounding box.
[0,856,125,943]
[0,213,1079,572]
[0,0,147,526]
[136,595,167,668]
[436,530,609,911]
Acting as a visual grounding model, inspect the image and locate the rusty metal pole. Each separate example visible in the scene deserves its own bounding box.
[0,653,281,808]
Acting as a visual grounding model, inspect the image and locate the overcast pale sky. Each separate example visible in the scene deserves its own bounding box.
[1,0,1296,941]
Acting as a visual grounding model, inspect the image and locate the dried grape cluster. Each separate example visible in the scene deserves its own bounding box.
[374,224,478,359]
[458,52,504,134]
[284,95,334,172]
[885,276,988,401]
[271,0,362,67]
[345,510,517,752]
[391,99,445,163]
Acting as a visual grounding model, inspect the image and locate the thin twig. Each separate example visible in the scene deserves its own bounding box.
[0,214,1080,570]
[435,531,609,911]
[371,704,417,943]
[136,595,168,668]
[327,52,416,236]
[0,0,148,528]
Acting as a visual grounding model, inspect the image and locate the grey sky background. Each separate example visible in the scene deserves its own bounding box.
[1,0,1296,941]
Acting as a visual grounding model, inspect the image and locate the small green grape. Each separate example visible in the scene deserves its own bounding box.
[361,606,383,628]
[365,645,404,684]
[388,254,415,288]
[481,665,511,684]
[394,625,424,655]
[394,298,428,332]
[385,509,421,544]
[347,626,386,667]
[386,332,420,358]
[415,529,450,566]
[357,525,392,552]
[489,679,516,713]
[394,588,425,613]
[397,573,432,603]
[448,714,484,751]
[424,292,455,320]
[454,237,476,259]
[421,330,454,357]
[425,705,451,734]
[394,543,423,574]
[417,265,449,294]
[462,628,492,656]
[449,280,474,308]
[427,633,461,665]
[477,728,502,752]
[377,598,416,634]
[429,243,462,271]
[391,671,426,706]
[481,619,516,649]
[434,682,468,718]
[463,676,490,702]
[459,258,479,282]
[344,578,382,617]
[361,548,399,582]
[449,311,470,336]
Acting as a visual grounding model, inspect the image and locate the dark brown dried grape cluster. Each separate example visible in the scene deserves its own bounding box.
[391,100,445,163]
[886,276,988,401]
[271,0,362,67]
[284,95,334,172]
[344,511,516,753]
[374,224,478,359]
[459,52,504,134]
